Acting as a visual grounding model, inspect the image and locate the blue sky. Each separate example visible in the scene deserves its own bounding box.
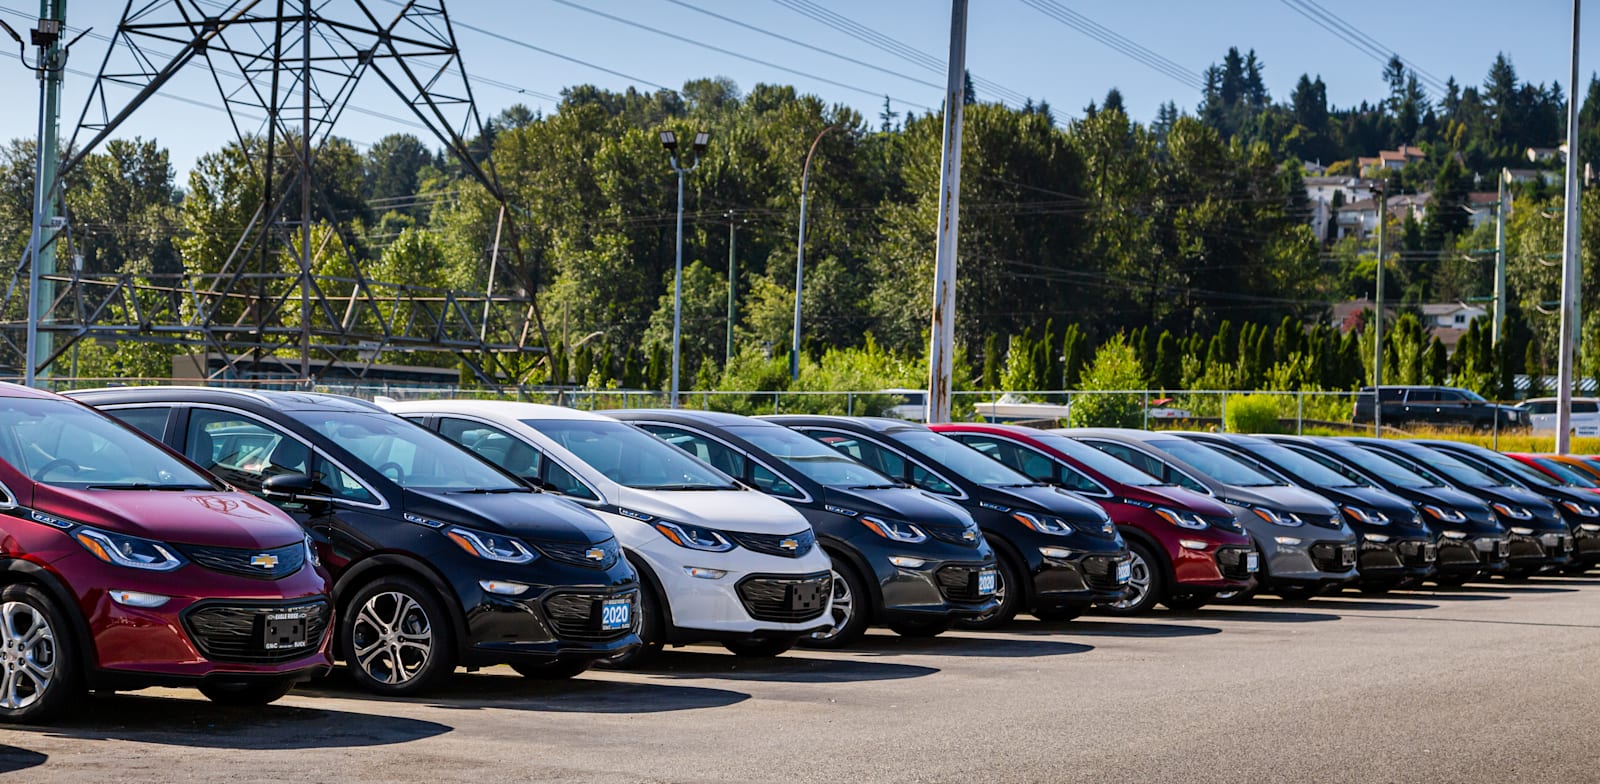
[1,0,1596,178]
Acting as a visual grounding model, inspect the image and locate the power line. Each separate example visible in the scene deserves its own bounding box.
[1016,0,1204,92]
[1277,0,1448,95]
[438,6,673,92]
[1289,0,1449,93]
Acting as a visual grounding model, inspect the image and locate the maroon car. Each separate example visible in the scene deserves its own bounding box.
[931,423,1256,613]
[0,383,331,722]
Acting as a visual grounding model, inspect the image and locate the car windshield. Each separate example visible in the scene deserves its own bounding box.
[0,397,217,490]
[1533,458,1599,487]
[1152,439,1283,487]
[1403,446,1506,487]
[887,429,1034,486]
[1030,432,1164,486]
[1460,389,1487,401]
[525,419,737,491]
[729,425,892,488]
[1240,441,1359,488]
[1465,449,1557,488]
[1326,444,1438,488]
[292,411,525,493]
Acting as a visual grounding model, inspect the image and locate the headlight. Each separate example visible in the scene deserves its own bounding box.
[652,520,736,552]
[1562,501,1600,517]
[73,526,184,572]
[859,516,927,543]
[1342,506,1390,525]
[303,533,320,567]
[1251,507,1303,527]
[1509,526,1535,535]
[1422,505,1467,524]
[1011,511,1075,535]
[1153,507,1209,530]
[1491,503,1533,521]
[1440,530,1470,540]
[445,526,538,563]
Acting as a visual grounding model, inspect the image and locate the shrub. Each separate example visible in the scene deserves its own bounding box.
[1068,335,1145,428]
[1225,395,1283,434]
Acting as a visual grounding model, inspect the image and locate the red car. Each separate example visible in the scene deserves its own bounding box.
[1508,453,1600,494]
[0,383,331,722]
[930,423,1256,613]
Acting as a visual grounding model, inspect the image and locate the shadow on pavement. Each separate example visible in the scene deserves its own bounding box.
[641,650,938,683]
[27,693,451,749]
[837,633,1093,658]
[0,744,46,774]
[1010,618,1223,638]
[1308,597,1440,612]
[1169,607,1341,623]
[304,669,751,714]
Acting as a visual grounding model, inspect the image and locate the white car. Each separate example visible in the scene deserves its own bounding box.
[1519,397,1600,436]
[380,400,833,664]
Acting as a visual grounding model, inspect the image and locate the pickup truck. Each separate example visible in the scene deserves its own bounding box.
[1352,385,1524,430]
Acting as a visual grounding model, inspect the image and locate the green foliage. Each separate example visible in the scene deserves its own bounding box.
[1068,335,1145,428]
[1225,395,1285,434]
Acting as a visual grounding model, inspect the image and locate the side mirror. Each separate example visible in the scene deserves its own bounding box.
[262,473,316,499]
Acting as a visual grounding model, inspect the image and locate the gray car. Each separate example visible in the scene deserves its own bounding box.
[1056,429,1359,599]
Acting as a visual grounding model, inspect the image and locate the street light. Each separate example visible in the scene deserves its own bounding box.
[791,124,842,380]
[663,128,709,408]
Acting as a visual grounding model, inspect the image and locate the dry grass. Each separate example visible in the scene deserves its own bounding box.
[1373,427,1600,455]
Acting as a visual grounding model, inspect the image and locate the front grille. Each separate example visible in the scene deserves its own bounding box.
[725,529,816,559]
[542,591,638,642]
[1205,514,1244,534]
[934,564,993,603]
[1540,533,1573,553]
[1508,537,1546,561]
[1215,547,1256,579]
[177,542,305,580]
[1305,514,1343,530]
[1080,555,1128,590]
[1437,540,1479,565]
[183,599,330,663]
[735,571,831,622]
[531,537,622,569]
[923,523,981,547]
[1398,539,1437,565]
[1309,541,1355,571]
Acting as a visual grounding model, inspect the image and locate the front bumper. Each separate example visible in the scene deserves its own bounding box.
[1355,534,1436,581]
[1507,531,1573,572]
[462,587,642,666]
[876,557,1000,623]
[1032,549,1134,609]
[1251,527,1359,586]
[631,536,836,638]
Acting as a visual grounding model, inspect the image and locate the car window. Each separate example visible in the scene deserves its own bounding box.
[523,419,737,491]
[727,425,894,489]
[186,408,372,503]
[885,429,1032,487]
[1407,389,1439,402]
[438,418,543,480]
[111,407,171,441]
[0,398,215,491]
[952,435,1056,482]
[292,411,524,493]
[1282,445,1374,487]
[1239,441,1359,488]
[810,432,959,495]
[640,425,748,478]
[1401,447,1505,488]
[1532,457,1599,487]
[1529,402,1557,415]
[1576,401,1600,414]
[1151,439,1282,487]
[748,462,803,499]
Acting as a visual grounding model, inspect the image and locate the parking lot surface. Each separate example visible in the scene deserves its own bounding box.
[4,577,1599,783]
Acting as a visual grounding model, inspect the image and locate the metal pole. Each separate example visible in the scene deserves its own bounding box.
[793,126,837,380]
[927,0,968,424]
[24,0,66,388]
[1492,169,1508,346]
[299,2,312,381]
[670,165,685,408]
[1557,0,1583,454]
[726,211,737,366]
[481,206,505,340]
[1373,185,1387,436]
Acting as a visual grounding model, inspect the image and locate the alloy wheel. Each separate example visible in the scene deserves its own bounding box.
[0,601,55,711]
[812,568,854,641]
[1106,550,1152,611]
[351,591,433,685]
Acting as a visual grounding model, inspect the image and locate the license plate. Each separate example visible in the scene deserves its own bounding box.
[1340,546,1356,567]
[976,569,998,596]
[1422,544,1437,562]
[1114,561,1132,583]
[788,582,826,612]
[1245,552,1260,572]
[262,612,308,651]
[1496,541,1510,558]
[599,599,631,631]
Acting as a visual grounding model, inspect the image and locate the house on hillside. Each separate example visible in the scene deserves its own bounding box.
[1466,192,1503,229]
[1334,191,1431,239]
[1506,168,1562,185]
[1357,145,1425,175]
[1331,299,1485,352]
[1526,144,1566,163]
[1304,176,1377,240]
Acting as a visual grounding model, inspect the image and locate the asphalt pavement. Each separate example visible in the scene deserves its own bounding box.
[5,576,1600,783]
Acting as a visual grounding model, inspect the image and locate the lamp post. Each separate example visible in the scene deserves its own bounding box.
[1372,181,1387,436]
[792,124,840,380]
[661,129,709,408]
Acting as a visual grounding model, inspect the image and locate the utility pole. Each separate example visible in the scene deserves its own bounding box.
[792,125,839,380]
[1492,168,1509,346]
[1372,183,1387,436]
[1557,0,1583,454]
[725,210,742,366]
[20,0,68,388]
[299,2,312,381]
[926,0,968,423]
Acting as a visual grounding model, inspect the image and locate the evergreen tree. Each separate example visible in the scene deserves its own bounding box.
[1155,330,1181,390]
[981,333,1001,389]
[1525,340,1545,397]
[1062,325,1089,388]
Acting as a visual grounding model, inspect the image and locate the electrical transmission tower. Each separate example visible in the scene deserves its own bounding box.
[3,0,548,384]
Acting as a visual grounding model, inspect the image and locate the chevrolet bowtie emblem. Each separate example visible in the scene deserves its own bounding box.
[584,548,605,561]
[779,538,800,551]
[962,530,977,541]
[250,553,279,569]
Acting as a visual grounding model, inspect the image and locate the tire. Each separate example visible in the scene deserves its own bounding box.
[510,659,591,680]
[1161,593,1211,612]
[1031,604,1085,622]
[799,559,870,649]
[1101,542,1162,616]
[953,552,1022,630]
[721,636,796,658]
[0,584,80,724]
[1273,583,1321,601]
[198,679,295,706]
[1433,574,1471,588]
[887,618,949,638]
[596,578,664,670]
[340,575,456,696]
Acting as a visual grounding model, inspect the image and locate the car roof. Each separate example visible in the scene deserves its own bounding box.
[380,398,615,422]
[1052,427,1171,443]
[1520,396,1600,404]
[608,408,777,429]
[760,415,928,434]
[0,382,63,401]
[65,385,384,412]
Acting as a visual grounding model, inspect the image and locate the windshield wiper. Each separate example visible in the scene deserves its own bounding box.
[85,483,213,491]
[638,483,733,491]
[447,487,530,495]
[846,483,903,490]
[1000,482,1048,488]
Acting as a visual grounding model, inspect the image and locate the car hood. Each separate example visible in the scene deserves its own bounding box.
[1223,483,1340,516]
[1120,484,1234,518]
[1315,485,1416,516]
[985,483,1111,523]
[31,485,306,549]
[611,486,811,534]
[404,489,614,545]
[819,486,974,527]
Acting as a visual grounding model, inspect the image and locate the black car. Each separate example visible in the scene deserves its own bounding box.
[1349,438,1566,577]
[1416,441,1592,574]
[70,388,640,694]
[1178,433,1435,592]
[1263,436,1505,586]
[1352,385,1522,429]
[608,410,999,644]
[764,416,1131,625]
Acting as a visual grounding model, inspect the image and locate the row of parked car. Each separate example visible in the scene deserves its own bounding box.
[0,382,1592,724]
